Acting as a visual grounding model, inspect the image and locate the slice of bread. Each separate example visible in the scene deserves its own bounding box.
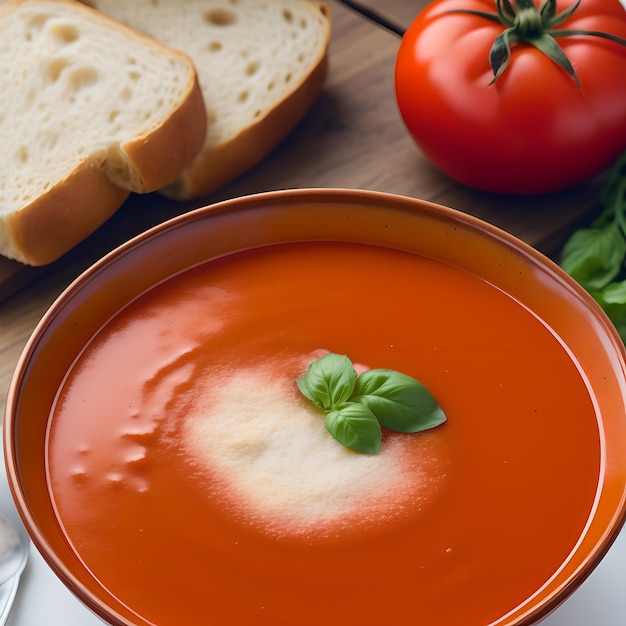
[81,0,331,200]
[0,0,207,265]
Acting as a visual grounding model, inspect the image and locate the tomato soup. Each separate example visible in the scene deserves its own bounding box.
[46,241,601,626]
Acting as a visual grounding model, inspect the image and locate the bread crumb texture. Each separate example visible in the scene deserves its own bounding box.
[0,0,200,262]
[183,355,444,540]
[81,0,331,198]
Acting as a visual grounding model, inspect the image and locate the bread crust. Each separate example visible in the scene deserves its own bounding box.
[6,160,130,266]
[120,73,207,193]
[161,2,331,201]
[73,0,209,194]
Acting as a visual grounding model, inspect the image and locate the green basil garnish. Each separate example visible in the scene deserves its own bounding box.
[325,403,382,455]
[353,368,447,433]
[561,151,626,343]
[296,353,355,411]
[296,353,447,454]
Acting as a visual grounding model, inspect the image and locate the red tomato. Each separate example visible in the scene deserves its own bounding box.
[394,0,626,194]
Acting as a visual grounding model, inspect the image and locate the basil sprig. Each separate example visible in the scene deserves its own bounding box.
[296,353,447,454]
[561,151,626,343]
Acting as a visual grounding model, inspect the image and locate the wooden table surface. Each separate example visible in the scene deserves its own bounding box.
[0,0,607,417]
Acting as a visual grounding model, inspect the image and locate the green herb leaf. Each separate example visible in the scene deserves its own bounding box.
[325,403,382,455]
[592,281,626,343]
[353,368,447,433]
[560,223,626,291]
[560,151,626,346]
[600,280,626,306]
[296,352,356,411]
[296,353,447,454]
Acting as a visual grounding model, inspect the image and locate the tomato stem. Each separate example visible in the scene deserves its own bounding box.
[447,0,626,86]
[515,8,544,36]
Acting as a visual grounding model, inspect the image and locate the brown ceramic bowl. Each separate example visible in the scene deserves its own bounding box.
[4,189,626,626]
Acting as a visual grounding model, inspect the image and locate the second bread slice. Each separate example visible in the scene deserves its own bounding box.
[82,0,332,200]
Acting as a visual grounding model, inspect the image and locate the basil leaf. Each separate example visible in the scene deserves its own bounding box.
[353,368,446,433]
[325,402,381,455]
[601,280,626,305]
[561,223,626,291]
[559,151,626,347]
[296,353,356,411]
[295,378,323,410]
[591,281,626,344]
[603,306,626,344]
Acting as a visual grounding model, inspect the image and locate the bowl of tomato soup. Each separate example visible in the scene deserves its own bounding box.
[4,189,626,626]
